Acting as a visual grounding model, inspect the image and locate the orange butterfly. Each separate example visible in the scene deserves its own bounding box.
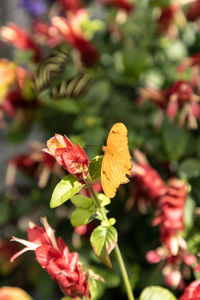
[101,122,132,198]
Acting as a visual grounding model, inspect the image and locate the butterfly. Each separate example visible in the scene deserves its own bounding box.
[101,122,132,198]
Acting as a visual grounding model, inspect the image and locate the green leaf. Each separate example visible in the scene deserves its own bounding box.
[89,278,105,300]
[163,122,189,160]
[14,49,34,64]
[50,175,84,208]
[184,196,196,231]
[179,158,200,179]
[97,194,111,206]
[71,195,93,209]
[48,99,79,114]
[89,155,103,182]
[197,136,200,158]
[0,202,10,226]
[140,286,177,300]
[90,225,118,268]
[71,207,95,227]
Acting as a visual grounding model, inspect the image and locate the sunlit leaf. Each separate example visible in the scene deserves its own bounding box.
[97,194,111,206]
[50,175,84,208]
[90,225,118,268]
[140,286,177,300]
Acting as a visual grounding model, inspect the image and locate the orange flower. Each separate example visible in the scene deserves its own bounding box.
[0,59,17,102]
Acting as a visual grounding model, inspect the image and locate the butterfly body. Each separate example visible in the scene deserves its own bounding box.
[101,123,132,198]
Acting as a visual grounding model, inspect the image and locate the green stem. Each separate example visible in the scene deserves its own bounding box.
[87,184,108,224]
[115,244,135,300]
[86,181,135,300]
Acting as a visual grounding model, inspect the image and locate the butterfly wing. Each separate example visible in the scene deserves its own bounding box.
[101,123,132,198]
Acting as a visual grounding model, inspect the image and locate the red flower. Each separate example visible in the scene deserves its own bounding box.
[138,80,200,129]
[0,23,41,62]
[177,53,200,73]
[146,178,196,289]
[179,280,200,300]
[6,143,60,188]
[52,15,99,66]
[133,164,165,203]
[1,90,32,117]
[45,134,89,181]
[128,149,165,211]
[157,5,178,35]
[166,80,200,128]
[153,178,187,252]
[57,0,83,14]
[11,217,90,299]
[186,0,200,21]
[103,0,134,14]
[31,20,63,47]
[166,80,194,106]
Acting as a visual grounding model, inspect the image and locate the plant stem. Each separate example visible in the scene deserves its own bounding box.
[115,244,135,300]
[87,184,108,224]
[86,181,135,300]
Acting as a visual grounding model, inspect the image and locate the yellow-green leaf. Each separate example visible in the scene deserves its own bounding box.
[90,225,118,268]
[50,175,84,208]
[140,286,177,300]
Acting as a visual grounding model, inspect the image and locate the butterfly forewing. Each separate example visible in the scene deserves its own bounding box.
[101,123,132,198]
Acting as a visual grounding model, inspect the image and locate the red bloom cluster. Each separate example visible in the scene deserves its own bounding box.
[177,53,200,74]
[1,89,34,118]
[11,218,90,299]
[179,280,200,300]
[45,134,89,181]
[6,143,60,188]
[52,14,99,66]
[146,178,196,289]
[138,79,200,129]
[1,5,99,66]
[186,0,200,21]
[166,80,200,128]
[56,0,83,14]
[157,4,179,35]
[129,150,165,211]
[0,23,41,62]
[153,178,187,251]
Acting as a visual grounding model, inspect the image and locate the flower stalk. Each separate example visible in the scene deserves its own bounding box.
[86,180,135,300]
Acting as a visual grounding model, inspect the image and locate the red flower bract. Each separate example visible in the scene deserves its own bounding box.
[52,16,99,66]
[10,218,90,299]
[179,280,200,300]
[45,134,89,181]
[0,23,41,62]
[57,0,83,14]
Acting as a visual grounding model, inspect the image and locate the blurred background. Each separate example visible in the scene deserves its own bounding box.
[1,0,200,299]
